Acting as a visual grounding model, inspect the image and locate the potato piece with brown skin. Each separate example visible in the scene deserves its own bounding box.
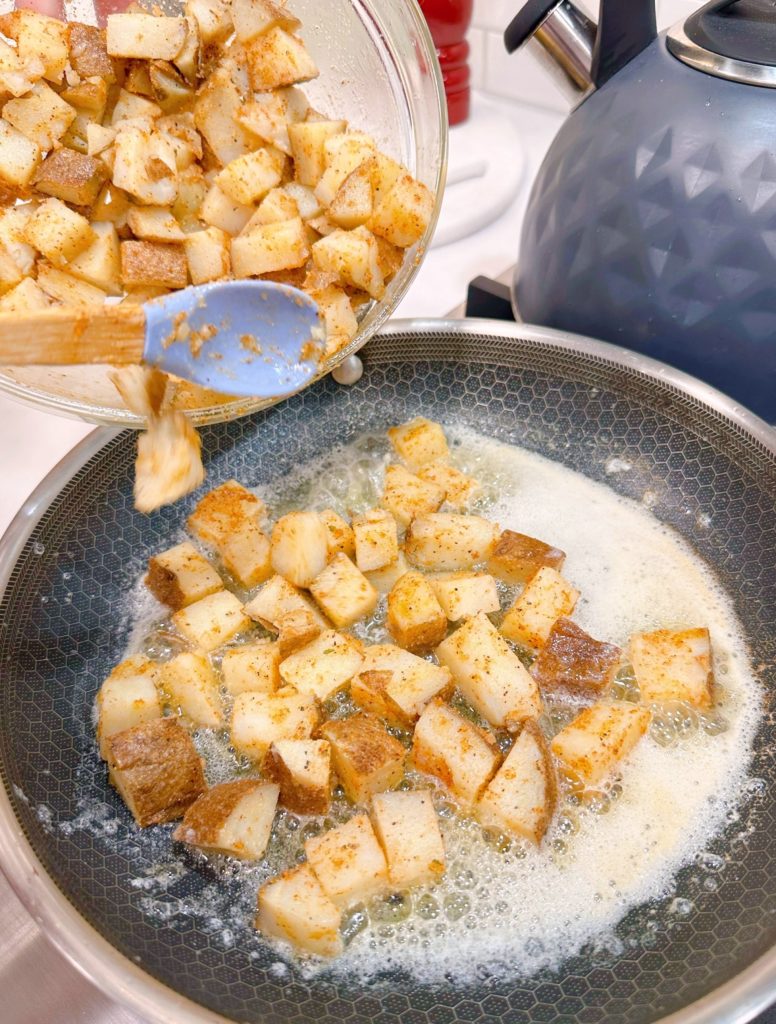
[172,590,251,653]
[487,530,566,586]
[371,790,446,888]
[264,738,331,814]
[146,541,223,610]
[387,417,449,471]
[221,640,281,696]
[320,713,406,806]
[353,508,399,573]
[319,509,355,559]
[105,717,206,827]
[386,571,447,652]
[354,643,452,726]
[531,618,622,698]
[257,863,342,958]
[500,567,580,649]
[120,240,188,289]
[381,464,445,527]
[631,627,714,709]
[174,780,279,859]
[412,699,500,808]
[33,149,107,208]
[551,701,652,786]
[304,813,388,907]
[309,553,378,629]
[68,23,117,82]
[276,607,323,656]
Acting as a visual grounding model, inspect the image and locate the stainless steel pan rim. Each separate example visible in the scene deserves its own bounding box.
[0,318,773,1024]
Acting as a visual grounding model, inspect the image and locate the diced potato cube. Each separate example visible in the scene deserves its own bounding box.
[0,11,69,84]
[146,540,223,610]
[0,206,35,276]
[237,88,309,157]
[387,417,449,471]
[371,790,445,888]
[194,66,256,166]
[320,713,406,805]
[288,119,347,187]
[231,687,319,761]
[309,553,378,628]
[96,655,162,759]
[149,62,195,115]
[314,132,376,209]
[189,480,267,544]
[278,630,363,701]
[488,530,566,586]
[305,813,388,907]
[430,572,500,622]
[33,149,107,208]
[418,462,480,510]
[185,0,233,47]
[257,862,343,958]
[127,206,186,243]
[244,574,328,632]
[111,90,162,125]
[219,523,273,590]
[231,217,309,278]
[329,158,375,229]
[552,701,651,786]
[112,127,177,206]
[319,509,355,559]
[185,226,231,284]
[3,81,76,151]
[353,643,451,726]
[174,780,279,859]
[265,738,331,814]
[381,464,445,527]
[437,612,542,729]
[308,283,358,358]
[172,590,250,652]
[92,183,131,228]
[0,118,41,194]
[0,38,44,101]
[405,514,500,572]
[276,607,322,656]
[631,627,713,709]
[532,619,621,697]
[242,186,299,229]
[231,0,300,43]
[369,172,434,248]
[120,240,188,289]
[36,263,107,306]
[200,183,254,235]
[364,552,409,594]
[478,719,557,844]
[0,276,51,312]
[270,510,329,589]
[352,508,399,573]
[374,234,404,282]
[216,147,285,205]
[107,14,188,61]
[386,571,447,652]
[68,22,117,82]
[67,222,121,295]
[501,566,580,649]
[105,717,206,827]
[0,244,22,295]
[221,640,281,696]
[62,79,110,121]
[24,198,94,268]
[158,651,223,729]
[412,699,500,807]
[246,26,319,92]
[311,226,384,300]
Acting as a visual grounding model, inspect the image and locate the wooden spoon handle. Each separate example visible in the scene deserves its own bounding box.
[0,305,147,366]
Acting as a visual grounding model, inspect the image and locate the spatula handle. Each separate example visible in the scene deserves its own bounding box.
[0,305,147,366]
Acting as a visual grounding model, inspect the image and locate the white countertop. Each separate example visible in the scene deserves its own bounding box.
[0,97,562,538]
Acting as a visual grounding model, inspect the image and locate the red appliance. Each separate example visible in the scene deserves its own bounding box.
[418,0,473,125]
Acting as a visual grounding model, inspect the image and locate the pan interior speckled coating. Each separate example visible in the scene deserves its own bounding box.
[0,320,774,1024]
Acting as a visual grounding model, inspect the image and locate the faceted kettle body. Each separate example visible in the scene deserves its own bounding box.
[513,33,776,421]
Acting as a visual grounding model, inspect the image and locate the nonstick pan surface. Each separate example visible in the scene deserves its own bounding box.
[0,320,774,1024]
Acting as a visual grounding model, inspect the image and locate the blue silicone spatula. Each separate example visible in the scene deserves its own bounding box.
[0,280,324,398]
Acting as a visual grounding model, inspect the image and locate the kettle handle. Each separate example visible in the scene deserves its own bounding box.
[591,0,656,87]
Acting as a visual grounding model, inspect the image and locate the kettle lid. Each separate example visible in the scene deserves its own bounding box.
[668,0,776,86]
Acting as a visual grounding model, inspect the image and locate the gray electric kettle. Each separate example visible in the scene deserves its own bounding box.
[506,0,776,420]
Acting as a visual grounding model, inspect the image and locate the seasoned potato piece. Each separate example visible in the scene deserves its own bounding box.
[194,66,257,166]
[0,276,51,312]
[387,417,449,471]
[111,90,162,124]
[221,640,281,696]
[185,0,232,47]
[67,222,122,295]
[231,687,319,761]
[488,530,566,586]
[217,147,285,206]
[279,630,363,701]
[36,264,107,306]
[0,38,44,101]
[314,132,376,208]
[319,508,355,559]
[368,172,434,248]
[68,23,116,82]
[237,89,308,156]
[172,590,250,652]
[305,813,388,907]
[371,790,445,888]
[231,217,309,278]
[437,612,541,729]
[386,571,447,652]
[245,574,328,632]
[405,514,500,572]
[120,240,188,290]
[200,184,252,235]
[158,651,223,729]
[270,511,329,589]
[257,863,342,958]
[418,461,480,510]
[0,118,40,195]
[309,553,378,628]
[231,0,300,43]
[478,720,557,844]
[106,717,206,827]
[353,508,399,573]
[34,149,107,208]
[311,226,384,300]
[92,183,131,229]
[353,643,451,727]
[189,480,267,543]
[0,11,68,84]
[631,627,713,709]
[0,244,22,295]
[500,567,580,649]
[276,607,323,655]
[127,207,186,244]
[381,464,445,527]
[246,26,319,92]
[265,738,331,814]
[0,206,35,276]
[532,619,621,698]
[328,159,375,230]
[364,552,409,595]
[308,283,359,358]
[412,699,500,807]
[430,572,500,622]
[320,713,406,805]
[106,14,188,61]
[61,79,109,121]
[185,226,231,284]
[146,541,223,610]
[3,82,76,151]
[25,198,94,268]
[551,701,651,786]
[175,780,279,859]
[288,119,347,187]
[96,655,161,759]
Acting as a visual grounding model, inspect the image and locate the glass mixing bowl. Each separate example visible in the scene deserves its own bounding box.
[0,0,447,425]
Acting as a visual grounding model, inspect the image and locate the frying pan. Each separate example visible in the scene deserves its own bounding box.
[0,320,774,1024]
